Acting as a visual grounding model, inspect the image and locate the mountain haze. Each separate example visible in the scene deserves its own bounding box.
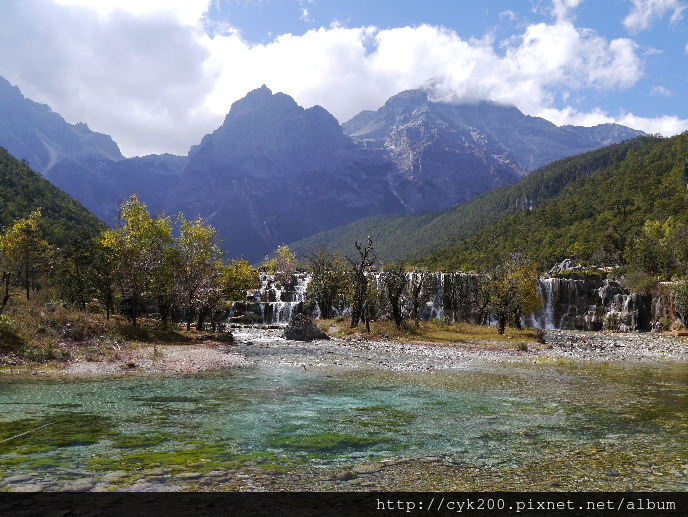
[0,76,647,261]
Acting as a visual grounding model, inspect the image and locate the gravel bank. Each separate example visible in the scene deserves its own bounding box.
[229,326,688,372]
[3,326,685,377]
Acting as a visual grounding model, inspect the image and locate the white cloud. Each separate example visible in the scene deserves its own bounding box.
[0,0,682,156]
[198,20,644,138]
[300,8,313,23]
[551,0,583,21]
[538,106,688,136]
[53,0,210,25]
[651,85,673,96]
[623,0,687,33]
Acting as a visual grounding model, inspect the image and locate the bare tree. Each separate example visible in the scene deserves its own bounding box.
[347,237,375,328]
[408,270,428,326]
[382,263,407,328]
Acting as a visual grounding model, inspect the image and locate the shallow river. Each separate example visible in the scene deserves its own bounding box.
[0,360,686,490]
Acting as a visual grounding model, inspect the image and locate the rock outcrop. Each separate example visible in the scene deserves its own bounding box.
[283,313,330,341]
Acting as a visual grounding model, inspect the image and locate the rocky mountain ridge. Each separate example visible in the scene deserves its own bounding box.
[0,77,646,260]
[0,76,122,173]
[344,89,645,212]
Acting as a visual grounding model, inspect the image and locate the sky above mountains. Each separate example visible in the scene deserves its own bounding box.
[0,0,686,157]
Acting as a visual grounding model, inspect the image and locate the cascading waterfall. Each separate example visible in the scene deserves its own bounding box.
[247,272,313,324]
[537,278,557,330]
[240,270,653,330]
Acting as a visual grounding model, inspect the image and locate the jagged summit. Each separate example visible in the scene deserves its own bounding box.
[340,89,645,211]
[0,75,123,173]
[189,87,351,167]
[0,77,648,261]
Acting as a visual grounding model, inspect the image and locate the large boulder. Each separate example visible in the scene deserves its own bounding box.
[283,314,330,341]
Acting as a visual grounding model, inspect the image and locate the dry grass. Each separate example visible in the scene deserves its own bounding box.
[319,317,542,350]
[0,288,228,365]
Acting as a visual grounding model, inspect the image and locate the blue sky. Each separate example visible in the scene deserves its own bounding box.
[211,0,687,120]
[0,0,686,156]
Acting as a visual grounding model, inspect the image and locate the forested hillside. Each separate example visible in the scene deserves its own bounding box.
[290,138,649,261]
[421,133,688,274]
[0,147,105,245]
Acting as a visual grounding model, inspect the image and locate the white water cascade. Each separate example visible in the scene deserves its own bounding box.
[541,278,557,330]
[239,271,653,330]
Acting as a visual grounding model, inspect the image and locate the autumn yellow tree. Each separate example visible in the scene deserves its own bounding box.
[263,245,298,283]
[100,195,173,326]
[0,209,52,301]
[176,215,224,330]
[487,253,542,334]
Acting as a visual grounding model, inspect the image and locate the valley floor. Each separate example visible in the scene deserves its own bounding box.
[3,325,686,378]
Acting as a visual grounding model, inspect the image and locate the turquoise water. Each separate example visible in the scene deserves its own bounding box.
[0,362,686,489]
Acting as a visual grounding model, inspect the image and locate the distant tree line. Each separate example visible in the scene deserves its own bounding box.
[0,195,259,330]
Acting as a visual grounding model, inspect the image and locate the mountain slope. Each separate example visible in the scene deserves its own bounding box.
[420,132,688,271]
[171,85,404,261]
[289,137,649,261]
[0,147,105,245]
[0,76,122,173]
[47,153,186,224]
[343,90,645,212]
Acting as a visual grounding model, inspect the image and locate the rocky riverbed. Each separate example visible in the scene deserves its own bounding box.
[228,326,688,372]
[3,326,686,378]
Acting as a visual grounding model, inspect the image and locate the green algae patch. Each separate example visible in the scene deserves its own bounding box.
[110,432,177,449]
[130,395,204,403]
[267,432,388,453]
[0,413,114,455]
[346,405,416,432]
[87,444,301,477]
[87,443,235,471]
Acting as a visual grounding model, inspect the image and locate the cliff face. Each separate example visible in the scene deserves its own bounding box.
[344,90,645,213]
[172,86,404,261]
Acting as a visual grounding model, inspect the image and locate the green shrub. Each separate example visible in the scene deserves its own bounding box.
[0,315,23,347]
[15,343,70,362]
[624,270,658,296]
[603,313,619,331]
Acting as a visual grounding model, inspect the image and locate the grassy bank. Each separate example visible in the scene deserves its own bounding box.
[318,317,544,350]
[0,288,229,367]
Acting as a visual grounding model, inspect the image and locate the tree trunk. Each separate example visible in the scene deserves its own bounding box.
[24,253,30,300]
[131,293,138,327]
[197,309,207,332]
[0,273,10,315]
[498,316,506,335]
